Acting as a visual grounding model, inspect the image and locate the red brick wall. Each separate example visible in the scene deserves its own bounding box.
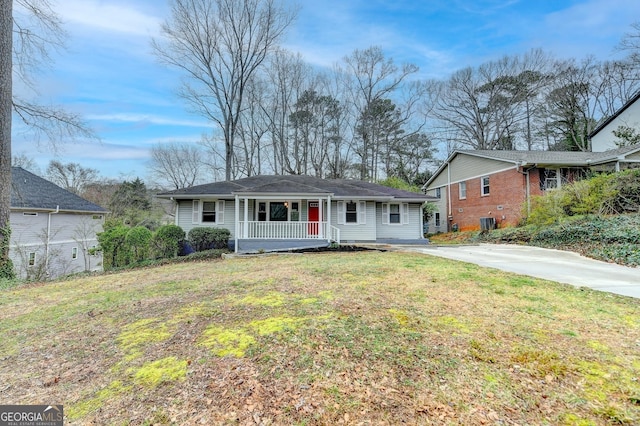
[448,168,542,231]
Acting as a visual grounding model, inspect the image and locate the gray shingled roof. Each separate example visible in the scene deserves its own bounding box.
[158,175,433,201]
[424,146,640,189]
[457,148,640,166]
[11,167,108,213]
[460,149,596,165]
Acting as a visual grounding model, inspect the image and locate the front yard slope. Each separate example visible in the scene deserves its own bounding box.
[0,252,639,425]
[479,213,640,267]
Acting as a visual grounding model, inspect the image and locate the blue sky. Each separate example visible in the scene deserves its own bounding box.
[11,0,640,180]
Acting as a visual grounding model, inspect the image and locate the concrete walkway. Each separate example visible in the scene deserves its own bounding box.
[404,244,640,299]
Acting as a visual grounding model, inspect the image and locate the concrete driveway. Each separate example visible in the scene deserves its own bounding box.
[406,244,640,299]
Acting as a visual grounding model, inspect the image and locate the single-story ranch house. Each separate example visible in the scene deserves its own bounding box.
[10,167,107,280]
[157,175,436,253]
[423,146,640,233]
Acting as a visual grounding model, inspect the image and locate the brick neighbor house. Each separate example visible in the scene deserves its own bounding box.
[422,147,640,233]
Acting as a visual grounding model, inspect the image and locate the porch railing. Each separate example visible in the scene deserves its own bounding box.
[239,221,340,242]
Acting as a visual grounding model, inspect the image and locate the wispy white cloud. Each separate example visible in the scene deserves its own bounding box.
[86,113,209,129]
[56,0,162,37]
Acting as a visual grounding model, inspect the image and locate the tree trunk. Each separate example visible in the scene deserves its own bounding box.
[0,0,14,278]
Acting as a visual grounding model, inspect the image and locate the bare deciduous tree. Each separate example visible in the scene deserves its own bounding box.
[11,152,39,174]
[46,160,99,195]
[618,21,640,66]
[152,0,297,181]
[148,142,206,189]
[1,0,12,277]
[342,46,418,180]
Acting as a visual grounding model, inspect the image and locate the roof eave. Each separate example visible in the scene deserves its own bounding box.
[11,206,108,214]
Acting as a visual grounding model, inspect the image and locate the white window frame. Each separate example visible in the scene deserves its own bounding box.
[459,181,467,199]
[382,203,409,225]
[337,200,367,225]
[192,200,225,225]
[28,252,36,267]
[481,176,490,196]
[72,247,78,260]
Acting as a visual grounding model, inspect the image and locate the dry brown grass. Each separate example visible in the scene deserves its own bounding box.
[0,251,639,425]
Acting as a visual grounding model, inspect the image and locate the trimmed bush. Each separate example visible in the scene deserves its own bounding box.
[125,226,153,263]
[152,224,185,259]
[527,169,640,226]
[97,225,130,269]
[188,227,231,251]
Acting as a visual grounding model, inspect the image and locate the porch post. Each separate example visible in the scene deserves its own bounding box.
[318,197,324,239]
[327,195,332,242]
[243,196,249,238]
[234,194,239,253]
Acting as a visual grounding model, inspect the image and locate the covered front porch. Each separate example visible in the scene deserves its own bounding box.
[233,194,340,253]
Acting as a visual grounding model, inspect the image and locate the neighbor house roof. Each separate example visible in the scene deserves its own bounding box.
[461,146,640,166]
[158,175,434,202]
[10,167,108,213]
[424,146,640,188]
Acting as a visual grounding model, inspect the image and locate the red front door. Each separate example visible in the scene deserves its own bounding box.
[308,202,319,235]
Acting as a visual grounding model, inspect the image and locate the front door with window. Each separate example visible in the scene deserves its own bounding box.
[308,201,319,235]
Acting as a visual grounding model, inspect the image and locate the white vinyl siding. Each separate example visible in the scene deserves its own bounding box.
[336,200,367,225]
[381,203,409,225]
[333,201,376,240]
[179,199,236,237]
[377,203,422,239]
[192,200,225,225]
[427,153,514,190]
[9,211,104,279]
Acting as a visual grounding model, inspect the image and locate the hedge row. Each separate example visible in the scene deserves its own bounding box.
[480,214,640,266]
[97,225,230,270]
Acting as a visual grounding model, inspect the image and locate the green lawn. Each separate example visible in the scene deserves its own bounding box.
[1,251,638,425]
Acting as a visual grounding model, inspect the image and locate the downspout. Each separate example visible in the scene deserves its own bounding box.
[447,161,452,231]
[515,162,532,215]
[45,205,60,276]
[171,197,178,225]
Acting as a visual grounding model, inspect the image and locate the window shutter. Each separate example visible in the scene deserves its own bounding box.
[358,201,367,224]
[402,203,409,225]
[381,203,389,225]
[217,200,225,224]
[337,201,345,225]
[192,200,200,224]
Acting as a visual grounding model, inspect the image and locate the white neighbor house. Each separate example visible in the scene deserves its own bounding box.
[10,167,108,280]
[590,91,640,152]
[157,175,436,253]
